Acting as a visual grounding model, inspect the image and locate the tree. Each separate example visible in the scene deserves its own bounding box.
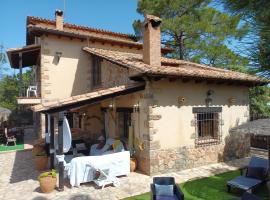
[249,86,270,117]
[222,0,270,76]
[0,44,7,78]
[222,0,270,117]
[133,0,249,70]
[0,70,32,110]
[0,44,5,64]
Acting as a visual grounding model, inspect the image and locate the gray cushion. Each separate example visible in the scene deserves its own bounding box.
[247,167,265,180]
[155,184,174,196]
[156,195,179,200]
[227,176,262,190]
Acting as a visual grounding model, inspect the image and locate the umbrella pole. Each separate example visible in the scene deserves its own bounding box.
[267,136,270,197]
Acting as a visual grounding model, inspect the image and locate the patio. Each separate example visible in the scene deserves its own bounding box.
[0,149,258,200]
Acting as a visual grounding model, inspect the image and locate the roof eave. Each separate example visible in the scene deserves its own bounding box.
[26,25,174,54]
[130,73,269,87]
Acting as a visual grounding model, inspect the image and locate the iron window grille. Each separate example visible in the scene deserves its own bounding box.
[193,107,222,147]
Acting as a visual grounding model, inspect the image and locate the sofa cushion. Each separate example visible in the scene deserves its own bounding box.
[247,167,265,180]
[156,195,179,200]
[155,184,174,196]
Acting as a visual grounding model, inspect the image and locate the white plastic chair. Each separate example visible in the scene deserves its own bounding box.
[26,85,38,97]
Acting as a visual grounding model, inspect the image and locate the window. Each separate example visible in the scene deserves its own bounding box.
[193,107,222,146]
[92,56,101,87]
[117,108,133,149]
[118,111,131,140]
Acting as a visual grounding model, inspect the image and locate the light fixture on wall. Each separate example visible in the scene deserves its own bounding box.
[108,99,115,111]
[55,51,62,63]
[133,102,140,112]
[205,89,214,107]
[178,96,186,106]
[228,97,236,106]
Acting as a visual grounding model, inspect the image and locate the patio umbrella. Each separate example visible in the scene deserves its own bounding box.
[230,119,270,197]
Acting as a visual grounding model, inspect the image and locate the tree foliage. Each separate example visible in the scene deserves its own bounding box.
[222,0,270,76]
[222,0,270,117]
[0,70,32,110]
[133,0,249,70]
[0,44,6,65]
[249,86,270,117]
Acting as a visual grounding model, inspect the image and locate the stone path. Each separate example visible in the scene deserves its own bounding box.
[0,150,253,200]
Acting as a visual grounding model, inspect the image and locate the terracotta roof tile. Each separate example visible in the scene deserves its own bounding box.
[32,83,145,112]
[83,47,269,85]
[26,17,173,54]
[27,16,134,41]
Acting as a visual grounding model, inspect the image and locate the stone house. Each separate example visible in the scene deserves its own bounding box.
[7,10,269,176]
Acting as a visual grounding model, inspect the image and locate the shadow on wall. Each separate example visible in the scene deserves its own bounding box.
[218,130,250,162]
[71,50,91,96]
[9,150,39,184]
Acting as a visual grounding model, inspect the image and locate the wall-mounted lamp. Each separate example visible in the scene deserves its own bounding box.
[178,96,186,106]
[205,89,214,107]
[108,99,115,111]
[55,51,62,63]
[133,102,140,112]
[228,97,236,106]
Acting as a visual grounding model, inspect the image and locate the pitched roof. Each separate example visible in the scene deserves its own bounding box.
[27,16,134,41]
[26,16,173,54]
[32,83,145,113]
[83,47,269,86]
[230,119,270,136]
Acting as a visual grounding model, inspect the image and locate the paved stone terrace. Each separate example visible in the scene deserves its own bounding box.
[0,150,253,200]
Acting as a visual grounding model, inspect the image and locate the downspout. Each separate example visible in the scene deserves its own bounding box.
[19,52,23,97]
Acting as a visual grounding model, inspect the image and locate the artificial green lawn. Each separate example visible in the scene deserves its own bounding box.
[0,141,24,152]
[123,170,268,200]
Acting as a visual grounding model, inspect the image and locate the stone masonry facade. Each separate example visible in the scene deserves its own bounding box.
[148,130,250,175]
[135,81,251,175]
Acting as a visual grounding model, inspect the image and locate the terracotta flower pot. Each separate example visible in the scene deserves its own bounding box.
[32,145,44,155]
[39,176,57,193]
[35,156,48,171]
[130,157,137,172]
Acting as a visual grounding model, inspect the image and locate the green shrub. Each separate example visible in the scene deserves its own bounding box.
[38,169,57,182]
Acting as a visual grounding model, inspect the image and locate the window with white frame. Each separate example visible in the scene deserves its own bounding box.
[193,107,222,146]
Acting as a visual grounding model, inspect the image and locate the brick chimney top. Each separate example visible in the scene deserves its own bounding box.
[144,14,162,28]
[55,9,64,30]
[143,14,162,67]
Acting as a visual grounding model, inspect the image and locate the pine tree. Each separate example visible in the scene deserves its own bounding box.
[222,0,270,76]
[223,0,270,117]
[133,0,249,70]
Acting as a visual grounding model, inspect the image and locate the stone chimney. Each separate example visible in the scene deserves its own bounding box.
[143,14,162,67]
[55,9,64,30]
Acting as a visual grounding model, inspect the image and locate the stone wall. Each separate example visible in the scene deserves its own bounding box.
[148,132,250,175]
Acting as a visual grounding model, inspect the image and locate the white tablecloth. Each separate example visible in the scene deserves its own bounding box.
[68,151,130,187]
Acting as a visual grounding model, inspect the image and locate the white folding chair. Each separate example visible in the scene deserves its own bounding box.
[26,85,38,97]
[86,163,120,189]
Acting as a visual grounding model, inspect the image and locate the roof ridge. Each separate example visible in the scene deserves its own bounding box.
[27,16,136,40]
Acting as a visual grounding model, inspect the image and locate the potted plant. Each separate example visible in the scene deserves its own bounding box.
[32,139,45,155]
[38,169,57,193]
[130,148,137,172]
[34,150,48,171]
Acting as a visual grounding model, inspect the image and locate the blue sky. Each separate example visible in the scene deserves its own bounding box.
[0,0,141,73]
